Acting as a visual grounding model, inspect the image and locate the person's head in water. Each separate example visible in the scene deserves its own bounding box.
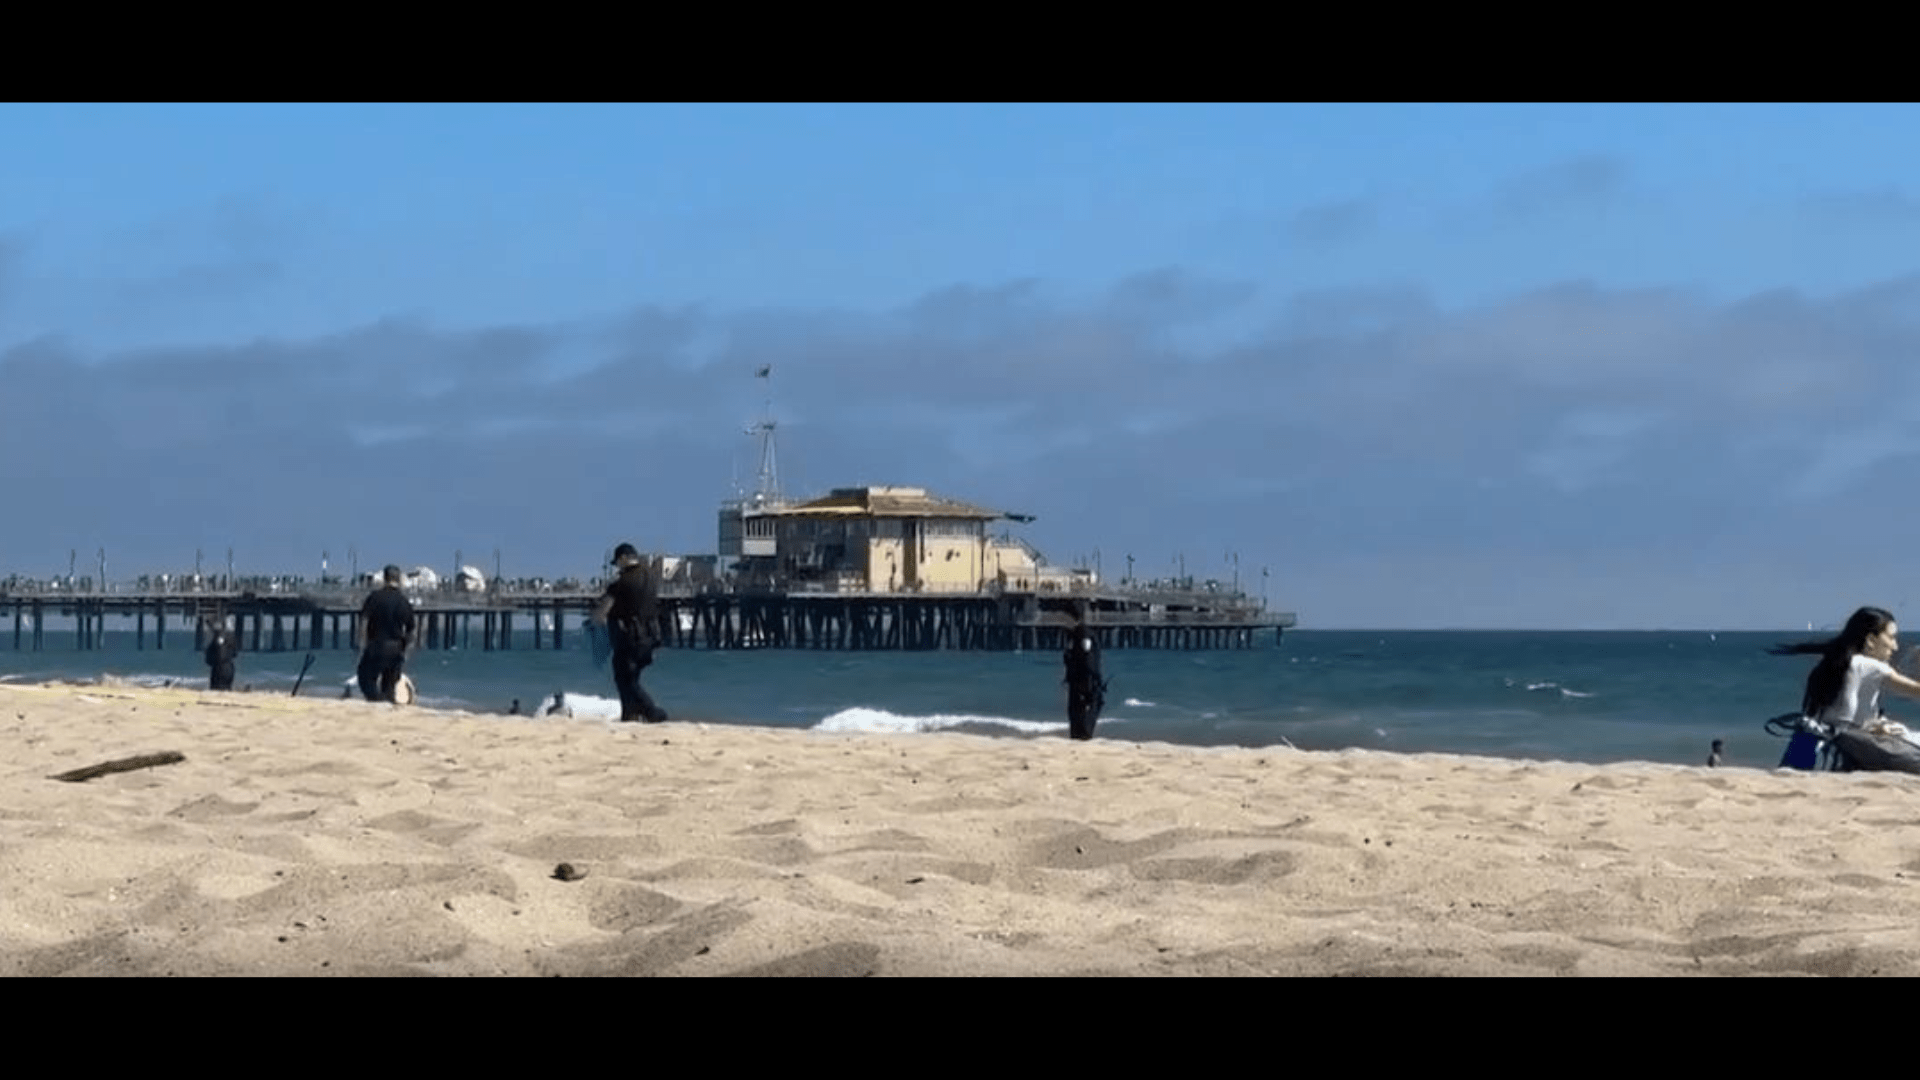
[384,564,404,587]
[1770,606,1901,719]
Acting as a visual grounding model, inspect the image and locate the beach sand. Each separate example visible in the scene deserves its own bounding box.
[5,679,1920,976]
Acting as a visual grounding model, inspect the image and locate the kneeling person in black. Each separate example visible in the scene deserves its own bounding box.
[591,542,668,723]
[1063,609,1105,740]
[356,564,418,703]
[204,617,239,691]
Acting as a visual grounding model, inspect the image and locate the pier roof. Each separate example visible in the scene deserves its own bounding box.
[767,485,1006,521]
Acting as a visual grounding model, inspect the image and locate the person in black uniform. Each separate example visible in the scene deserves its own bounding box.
[590,542,668,723]
[1062,604,1105,740]
[204,615,239,691]
[355,564,418,703]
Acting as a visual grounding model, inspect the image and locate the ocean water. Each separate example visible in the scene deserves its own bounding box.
[0,628,1837,770]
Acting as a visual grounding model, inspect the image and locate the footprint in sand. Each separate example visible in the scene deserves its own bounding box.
[586,882,685,933]
[165,794,260,822]
[363,809,482,847]
[1131,848,1298,886]
[503,833,665,863]
[540,900,756,977]
[722,941,883,978]
[1019,823,1209,871]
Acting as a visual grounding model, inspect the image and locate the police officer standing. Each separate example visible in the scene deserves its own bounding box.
[590,542,669,723]
[356,565,418,703]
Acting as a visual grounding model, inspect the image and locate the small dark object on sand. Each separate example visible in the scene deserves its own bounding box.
[553,862,588,882]
[50,751,187,783]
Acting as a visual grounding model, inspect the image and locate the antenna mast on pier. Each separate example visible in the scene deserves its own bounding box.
[748,364,781,507]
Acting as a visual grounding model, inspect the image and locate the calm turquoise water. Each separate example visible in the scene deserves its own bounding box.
[0,628,1830,770]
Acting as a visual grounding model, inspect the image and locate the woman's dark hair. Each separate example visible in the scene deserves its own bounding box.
[1769,606,1896,718]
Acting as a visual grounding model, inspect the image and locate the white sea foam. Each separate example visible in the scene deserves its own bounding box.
[74,672,197,690]
[814,706,1065,737]
[413,695,469,709]
[1517,679,1594,699]
[526,691,624,720]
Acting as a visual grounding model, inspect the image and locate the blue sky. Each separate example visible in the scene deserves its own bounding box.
[6,102,1920,629]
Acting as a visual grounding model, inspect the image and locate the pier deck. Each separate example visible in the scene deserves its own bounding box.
[3,583,1296,653]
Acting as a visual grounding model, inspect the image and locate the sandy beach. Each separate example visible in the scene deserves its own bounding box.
[5,679,1920,976]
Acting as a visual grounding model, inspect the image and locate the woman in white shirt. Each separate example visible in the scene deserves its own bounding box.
[1770,605,1920,735]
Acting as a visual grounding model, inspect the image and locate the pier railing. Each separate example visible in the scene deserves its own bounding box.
[2,577,1297,653]
[1,574,1280,611]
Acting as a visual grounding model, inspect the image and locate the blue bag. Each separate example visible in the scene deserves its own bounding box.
[1780,730,1822,771]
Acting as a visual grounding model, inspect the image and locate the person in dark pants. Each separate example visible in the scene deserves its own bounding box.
[1062,605,1105,740]
[356,564,418,703]
[204,616,239,691]
[590,542,668,723]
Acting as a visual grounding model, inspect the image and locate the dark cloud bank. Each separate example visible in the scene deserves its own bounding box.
[7,266,1920,627]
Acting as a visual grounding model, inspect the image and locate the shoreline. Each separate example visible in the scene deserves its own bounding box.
[5,681,1918,976]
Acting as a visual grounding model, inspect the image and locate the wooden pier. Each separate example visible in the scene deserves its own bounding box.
[2,584,1296,654]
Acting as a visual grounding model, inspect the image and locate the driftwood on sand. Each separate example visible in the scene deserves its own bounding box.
[49,752,187,783]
